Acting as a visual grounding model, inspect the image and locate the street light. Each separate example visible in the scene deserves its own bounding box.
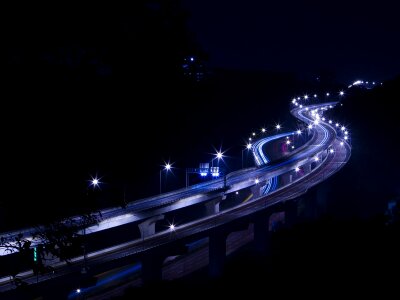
[211,151,223,167]
[242,143,252,168]
[82,175,101,274]
[160,162,172,194]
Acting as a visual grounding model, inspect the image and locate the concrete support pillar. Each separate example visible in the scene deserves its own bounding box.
[205,195,225,216]
[141,254,164,286]
[304,162,312,174]
[138,215,164,239]
[281,172,293,186]
[209,230,227,278]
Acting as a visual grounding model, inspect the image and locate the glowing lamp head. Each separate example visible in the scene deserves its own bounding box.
[261,128,266,133]
[169,224,175,230]
[339,91,344,96]
[330,148,334,153]
[276,124,281,130]
[165,163,171,171]
[216,152,223,159]
[246,143,252,149]
[297,130,301,135]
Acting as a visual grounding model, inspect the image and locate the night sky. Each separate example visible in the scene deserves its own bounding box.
[183,0,400,82]
[1,1,399,229]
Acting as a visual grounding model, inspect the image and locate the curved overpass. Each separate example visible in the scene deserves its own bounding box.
[0,101,351,292]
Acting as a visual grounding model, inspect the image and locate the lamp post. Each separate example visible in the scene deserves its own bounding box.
[160,162,172,194]
[82,176,100,274]
[242,143,252,168]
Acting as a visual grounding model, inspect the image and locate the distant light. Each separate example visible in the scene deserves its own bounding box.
[255,178,260,184]
[76,289,81,294]
[89,176,101,189]
[326,93,330,96]
[252,132,256,136]
[366,81,369,84]
[286,140,291,145]
[212,172,220,177]
[322,117,326,121]
[314,94,317,98]
[190,57,194,62]
[344,136,348,140]
[339,91,344,96]
[300,105,303,108]
[308,124,313,129]
[286,136,289,139]
[329,105,333,108]
[341,126,346,131]
[165,163,172,170]
[200,172,208,177]
[169,224,175,230]
[297,97,301,100]
[216,152,223,159]
[372,82,375,85]
[314,156,319,162]
[330,148,334,153]
[335,123,340,127]
[329,120,333,124]
[295,167,300,172]
[249,137,252,141]
[304,95,308,99]
[276,124,281,130]
[236,191,239,195]
[297,129,302,135]
[353,80,362,85]
[292,99,296,104]
[314,120,319,125]
[246,143,252,149]
[291,145,295,149]
[261,128,266,133]
[305,107,309,111]
[344,131,348,135]
[340,141,344,146]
